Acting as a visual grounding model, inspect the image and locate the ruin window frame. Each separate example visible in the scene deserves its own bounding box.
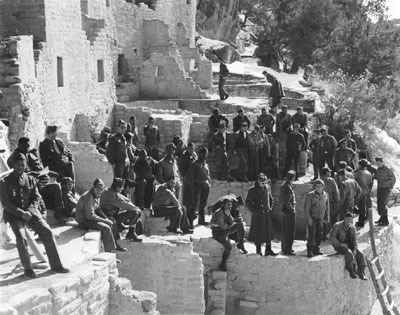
[57,57,64,87]
[97,59,105,83]
[187,0,191,4]
[106,0,110,7]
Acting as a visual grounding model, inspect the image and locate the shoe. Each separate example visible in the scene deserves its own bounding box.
[376,221,389,226]
[115,244,128,252]
[313,250,323,256]
[264,245,277,256]
[125,228,142,242]
[307,250,314,258]
[375,218,383,224]
[236,243,248,254]
[126,235,142,242]
[219,262,227,272]
[167,226,182,234]
[312,177,318,181]
[283,252,296,256]
[182,229,194,234]
[346,267,358,279]
[24,269,38,278]
[197,219,209,226]
[256,251,263,256]
[52,266,70,274]
[357,267,368,280]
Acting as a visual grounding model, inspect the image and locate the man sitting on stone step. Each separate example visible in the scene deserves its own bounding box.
[152,176,192,234]
[100,178,142,244]
[330,212,367,280]
[211,198,247,271]
[75,178,117,253]
[0,154,69,278]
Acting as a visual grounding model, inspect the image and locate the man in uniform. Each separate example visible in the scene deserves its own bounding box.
[256,107,275,135]
[143,117,161,160]
[330,212,367,280]
[232,108,251,133]
[318,126,337,173]
[106,119,129,179]
[209,122,231,181]
[280,170,296,255]
[0,154,69,278]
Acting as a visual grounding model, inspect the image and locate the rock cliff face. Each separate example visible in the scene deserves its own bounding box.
[196,0,240,44]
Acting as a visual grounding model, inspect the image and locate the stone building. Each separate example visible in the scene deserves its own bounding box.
[0,0,212,150]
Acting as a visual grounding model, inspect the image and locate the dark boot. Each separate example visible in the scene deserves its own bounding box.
[219,251,229,271]
[346,265,358,279]
[125,227,142,242]
[313,246,323,255]
[265,245,277,256]
[236,242,248,254]
[198,216,209,226]
[256,244,262,256]
[307,246,314,258]
[115,242,128,252]
[357,266,368,280]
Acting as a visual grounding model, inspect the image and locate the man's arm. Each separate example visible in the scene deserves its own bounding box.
[281,185,295,212]
[222,116,229,128]
[105,137,115,165]
[215,210,231,230]
[155,162,165,184]
[389,168,396,189]
[329,223,344,248]
[324,196,330,223]
[83,194,105,222]
[304,194,311,220]
[245,188,256,213]
[0,180,25,218]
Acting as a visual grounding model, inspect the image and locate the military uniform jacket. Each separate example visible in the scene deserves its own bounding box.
[106,133,127,164]
[39,137,73,169]
[0,172,42,222]
[375,165,396,189]
[279,181,296,213]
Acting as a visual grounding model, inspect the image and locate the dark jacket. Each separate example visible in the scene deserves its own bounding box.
[266,73,285,99]
[134,157,157,181]
[232,115,251,133]
[178,150,197,178]
[330,221,358,251]
[246,185,274,244]
[375,165,396,189]
[106,133,127,165]
[143,125,160,148]
[39,138,73,170]
[208,115,230,134]
[292,113,308,129]
[211,207,234,231]
[0,172,42,222]
[286,131,306,152]
[279,181,295,213]
[319,134,337,157]
[186,159,211,184]
[335,147,356,167]
[276,112,292,135]
[256,113,275,134]
[234,131,249,150]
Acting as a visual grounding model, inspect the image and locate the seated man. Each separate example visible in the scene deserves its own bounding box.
[75,178,117,253]
[40,171,65,222]
[122,179,143,235]
[7,137,43,172]
[330,212,367,280]
[152,176,192,234]
[100,178,142,244]
[61,177,78,218]
[211,198,247,271]
[0,154,69,278]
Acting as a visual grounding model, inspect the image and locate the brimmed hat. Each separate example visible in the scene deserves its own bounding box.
[62,177,73,184]
[112,177,125,188]
[93,178,105,187]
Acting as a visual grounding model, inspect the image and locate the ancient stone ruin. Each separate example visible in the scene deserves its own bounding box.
[0,0,400,315]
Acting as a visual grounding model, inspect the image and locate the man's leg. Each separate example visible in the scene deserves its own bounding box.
[78,221,116,252]
[282,152,293,179]
[8,220,33,271]
[117,210,142,242]
[281,213,288,253]
[336,246,357,278]
[212,229,232,271]
[28,216,63,269]
[355,249,367,279]
[314,220,323,254]
[286,212,296,253]
[198,184,210,223]
[356,195,367,226]
[113,161,124,178]
[191,183,201,224]
[377,187,391,223]
[293,151,300,179]
[153,206,182,230]
[144,178,155,209]
[312,156,319,179]
[306,220,316,257]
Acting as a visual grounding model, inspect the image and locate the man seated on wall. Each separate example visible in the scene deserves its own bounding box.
[0,154,69,278]
[61,177,78,218]
[7,137,43,172]
[100,178,142,245]
[75,178,117,253]
[39,125,75,182]
[330,212,367,280]
[40,171,67,223]
[152,176,192,234]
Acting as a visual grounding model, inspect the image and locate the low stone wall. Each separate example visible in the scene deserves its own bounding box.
[69,141,113,193]
[118,237,205,315]
[192,220,400,315]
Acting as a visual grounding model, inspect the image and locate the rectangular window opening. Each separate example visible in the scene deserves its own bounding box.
[155,65,166,77]
[97,59,105,82]
[118,54,125,76]
[57,57,64,87]
[106,0,110,7]
[187,0,191,4]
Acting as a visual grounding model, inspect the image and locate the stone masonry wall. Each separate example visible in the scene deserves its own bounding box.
[192,221,400,315]
[118,237,205,315]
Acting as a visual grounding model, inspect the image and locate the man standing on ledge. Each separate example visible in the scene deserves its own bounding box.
[330,212,367,280]
[106,119,129,179]
[218,57,230,100]
[262,70,285,109]
[374,157,396,226]
[280,170,296,255]
[0,154,69,278]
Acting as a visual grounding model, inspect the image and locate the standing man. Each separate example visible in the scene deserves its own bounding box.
[320,167,340,239]
[207,109,230,139]
[178,142,197,214]
[211,198,247,271]
[248,125,263,181]
[338,130,357,152]
[276,105,292,141]
[186,147,211,226]
[0,154,69,278]
[256,107,275,135]
[61,177,78,218]
[262,70,285,109]
[335,141,356,170]
[134,149,157,210]
[143,117,161,161]
[282,123,306,180]
[354,160,373,227]
[258,125,271,174]
[292,106,309,145]
[309,129,321,180]
[246,173,277,256]
[374,157,396,226]
[234,122,250,182]
[219,59,230,100]
[232,108,251,133]
[330,212,367,280]
[280,170,296,255]
[304,179,330,257]
[337,169,362,220]
[39,125,75,181]
[209,122,231,181]
[318,126,337,173]
[156,143,181,198]
[106,119,129,179]
[126,115,139,147]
